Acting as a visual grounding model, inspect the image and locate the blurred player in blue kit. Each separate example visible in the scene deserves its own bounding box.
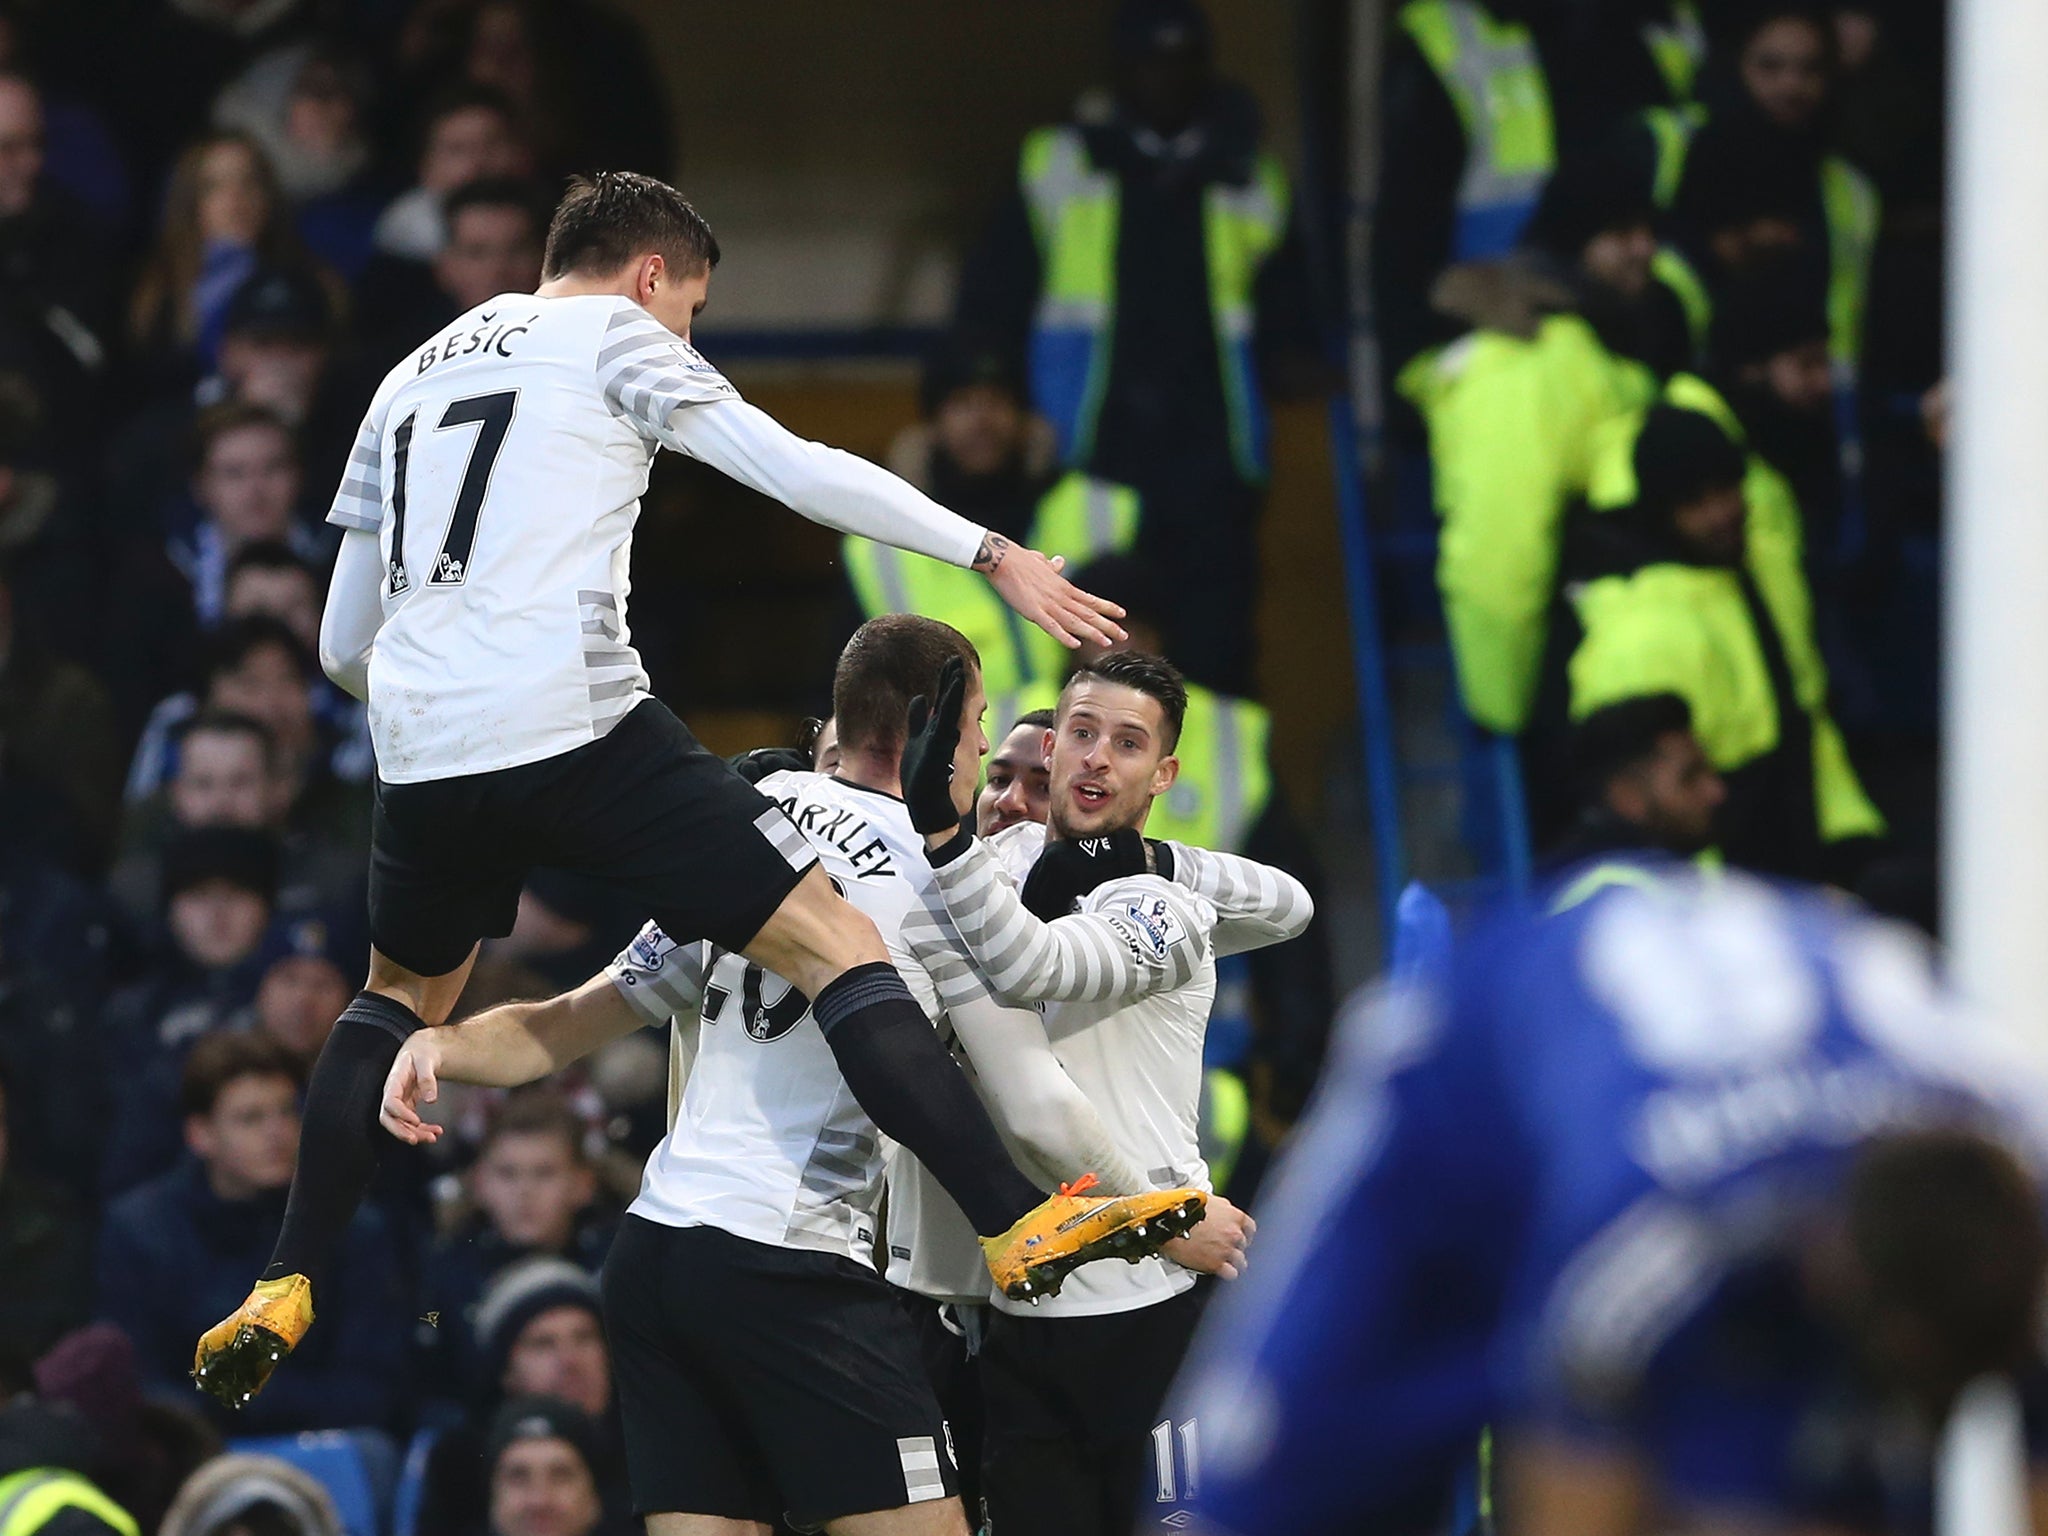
[1176,859,2048,1536]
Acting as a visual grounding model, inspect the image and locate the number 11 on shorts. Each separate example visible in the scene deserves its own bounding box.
[1151,1417,1199,1503]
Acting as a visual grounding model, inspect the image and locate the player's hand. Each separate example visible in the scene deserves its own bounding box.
[1020,827,1152,920]
[904,654,970,834]
[1163,1194,1255,1280]
[381,1033,447,1145]
[976,534,1126,651]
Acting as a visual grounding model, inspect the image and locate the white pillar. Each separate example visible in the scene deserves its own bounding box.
[1944,0,2048,1035]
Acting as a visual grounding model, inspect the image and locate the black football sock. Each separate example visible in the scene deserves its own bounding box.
[813,962,1043,1236]
[262,991,424,1291]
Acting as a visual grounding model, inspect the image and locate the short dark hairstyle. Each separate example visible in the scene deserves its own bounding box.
[1849,1130,2048,1399]
[181,1030,303,1120]
[1011,708,1057,732]
[418,82,522,154]
[1570,694,1694,799]
[444,175,551,237]
[542,171,720,281]
[202,614,315,688]
[174,708,275,766]
[227,540,318,588]
[1061,650,1188,752]
[832,615,980,757]
[480,1088,589,1165]
[194,400,296,467]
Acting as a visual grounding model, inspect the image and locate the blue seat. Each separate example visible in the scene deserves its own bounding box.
[227,1430,398,1536]
[390,1427,443,1536]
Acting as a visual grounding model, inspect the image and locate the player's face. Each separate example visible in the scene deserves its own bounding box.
[1047,680,1178,840]
[490,1439,600,1536]
[473,1131,595,1250]
[256,954,349,1060]
[171,732,271,828]
[504,1305,612,1418]
[197,423,300,544]
[168,879,271,970]
[1742,17,1830,131]
[940,668,992,823]
[978,722,1052,836]
[812,717,840,774]
[642,262,711,342]
[187,1073,300,1198]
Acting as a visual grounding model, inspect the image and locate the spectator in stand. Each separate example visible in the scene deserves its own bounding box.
[354,175,547,366]
[0,1064,92,1362]
[368,85,533,271]
[0,71,115,470]
[0,558,121,872]
[417,1262,629,1536]
[166,404,321,628]
[129,131,338,385]
[127,617,372,849]
[0,12,130,233]
[419,1093,613,1397]
[1704,256,1839,524]
[0,1354,135,1536]
[224,542,375,789]
[485,1398,616,1536]
[96,1032,407,1433]
[214,42,387,281]
[248,924,352,1075]
[0,374,95,658]
[156,1454,344,1536]
[1541,693,1727,879]
[110,708,362,950]
[956,0,1321,693]
[1561,404,1883,883]
[844,337,1139,733]
[97,829,280,1191]
[396,0,672,181]
[1396,153,1664,739]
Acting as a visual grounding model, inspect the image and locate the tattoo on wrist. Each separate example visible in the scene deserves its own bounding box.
[973,533,1010,574]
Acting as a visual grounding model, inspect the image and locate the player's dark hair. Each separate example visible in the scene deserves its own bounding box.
[174,708,275,767]
[833,614,981,757]
[1570,693,1694,799]
[181,1030,303,1120]
[1062,650,1188,752]
[445,175,551,237]
[1848,1130,2048,1405]
[1012,708,1057,732]
[202,614,315,688]
[543,171,720,281]
[480,1087,589,1165]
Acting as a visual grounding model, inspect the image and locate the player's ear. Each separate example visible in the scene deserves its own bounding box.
[636,252,664,303]
[1151,753,1180,798]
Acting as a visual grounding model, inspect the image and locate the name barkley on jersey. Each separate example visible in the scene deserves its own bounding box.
[417,308,537,373]
[768,786,898,881]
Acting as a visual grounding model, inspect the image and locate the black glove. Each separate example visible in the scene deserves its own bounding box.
[903,654,968,835]
[728,746,813,784]
[1022,828,1152,920]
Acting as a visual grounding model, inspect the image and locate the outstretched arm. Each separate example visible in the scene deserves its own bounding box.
[318,528,384,701]
[664,397,1126,649]
[926,833,1214,1004]
[380,973,649,1143]
[1164,841,1316,957]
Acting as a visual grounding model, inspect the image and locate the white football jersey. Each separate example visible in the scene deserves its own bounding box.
[605,770,939,1265]
[327,293,736,782]
[927,825,1221,1319]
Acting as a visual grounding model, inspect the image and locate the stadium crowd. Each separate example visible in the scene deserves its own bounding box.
[0,0,1948,1535]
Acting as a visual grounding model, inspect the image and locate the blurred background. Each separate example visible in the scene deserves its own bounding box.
[0,3,1950,1536]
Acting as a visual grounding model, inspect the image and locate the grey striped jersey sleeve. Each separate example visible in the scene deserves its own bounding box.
[928,837,1215,1005]
[595,304,739,444]
[900,894,1157,1195]
[326,409,384,531]
[604,921,708,1027]
[1164,842,1316,958]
